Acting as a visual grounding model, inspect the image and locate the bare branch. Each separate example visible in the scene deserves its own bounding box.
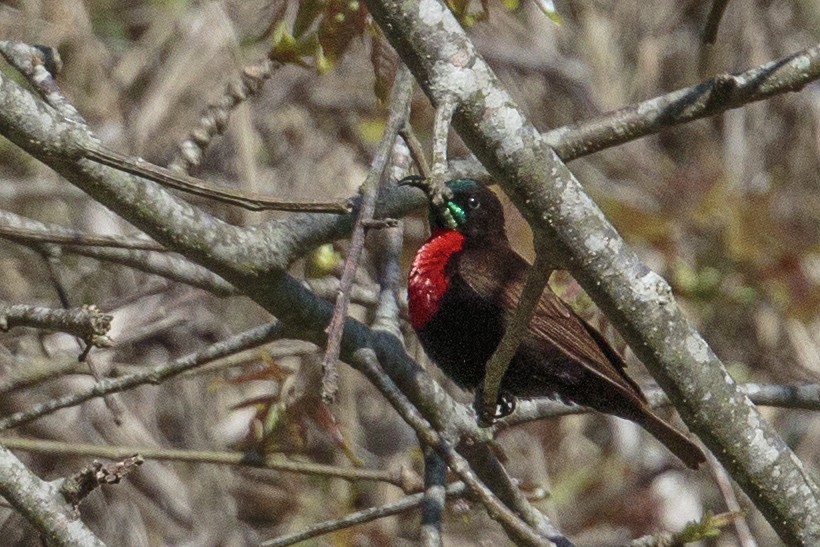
[449,42,820,175]
[0,209,236,295]
[0,445,105,546]
[0,437,405,488]
[0,41,84,125]
[479,249,552,425]
[60,456,144,511]
[707,453,757,547]
[370,137,413,338]
[364,2,820,543]
[420,446,447,547]
[0,224,167,252]
[703,0,732,44]
[321,64,415,403]
[351,347,555,547]
[499,382,820,428]
[169,58,282,173]
[84,146,352,213]
[0,321,283,430]
[0,302,112,348]
[261,481,467,547]
[400,122,432,178]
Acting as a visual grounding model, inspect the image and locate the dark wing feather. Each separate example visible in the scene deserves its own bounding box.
[455,244,647,405]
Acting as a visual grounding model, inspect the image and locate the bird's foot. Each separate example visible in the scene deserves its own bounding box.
[474,388,516,427]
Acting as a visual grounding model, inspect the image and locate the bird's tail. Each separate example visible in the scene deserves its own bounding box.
[637,411,706,469]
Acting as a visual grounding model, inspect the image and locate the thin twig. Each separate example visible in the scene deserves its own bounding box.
[0,353,90,395]
[261,481,467,547]
[703,0,731,45]
[400,122,432,178]
[371,137,412,338]
[0,224,168,252]
[169,58,282,173]
[430,95,457,205]
[479,249,552,425]
[320,64,415,403]
[0,209,237,295]
[498,382,820,429]
[352,348,553,547]
[83,146,352,213]
[0,321,284,430]
[707,452,757,547]
[0,437,406,488]
[41,254,124,424]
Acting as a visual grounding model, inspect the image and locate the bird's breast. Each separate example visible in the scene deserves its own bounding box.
[408,229,466,330]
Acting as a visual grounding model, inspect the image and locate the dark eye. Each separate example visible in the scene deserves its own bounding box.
[467,195,480,209]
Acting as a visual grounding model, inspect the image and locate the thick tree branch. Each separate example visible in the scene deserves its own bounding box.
[0,445,105,546]
[363,1,820,543]
[2,30,820,544]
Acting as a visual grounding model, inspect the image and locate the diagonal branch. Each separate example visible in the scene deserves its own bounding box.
[0,445,105,546]
[321,64,415,403]
[449,42,820,176]
[261,481,467,547]
[0,321,283,430]
[84,146,352,213]
[352,348,555,547]
[363,1,820,544]
[479,248,552,425]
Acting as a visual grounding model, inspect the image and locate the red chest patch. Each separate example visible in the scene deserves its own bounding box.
[408,229,465,330]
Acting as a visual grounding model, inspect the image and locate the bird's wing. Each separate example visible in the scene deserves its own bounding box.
[455,245,647,403]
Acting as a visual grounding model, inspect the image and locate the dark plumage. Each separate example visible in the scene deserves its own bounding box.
[407,179,705,469]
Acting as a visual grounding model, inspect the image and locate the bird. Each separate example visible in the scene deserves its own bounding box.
[404,177,705,469]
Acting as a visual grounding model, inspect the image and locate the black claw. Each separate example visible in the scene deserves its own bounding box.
[474,388,517,427]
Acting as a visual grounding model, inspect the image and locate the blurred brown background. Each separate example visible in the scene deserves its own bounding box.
[0,0,818,545]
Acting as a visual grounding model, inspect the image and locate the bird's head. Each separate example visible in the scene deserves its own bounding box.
[400,177,506,240]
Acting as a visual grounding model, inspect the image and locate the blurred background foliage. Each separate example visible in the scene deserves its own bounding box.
[0,0,818,545]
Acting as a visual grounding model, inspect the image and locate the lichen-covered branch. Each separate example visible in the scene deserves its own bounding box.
[0,445,105,546]
[363,0,820,543]
[0,302,112,348]
[2,24,820,543]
